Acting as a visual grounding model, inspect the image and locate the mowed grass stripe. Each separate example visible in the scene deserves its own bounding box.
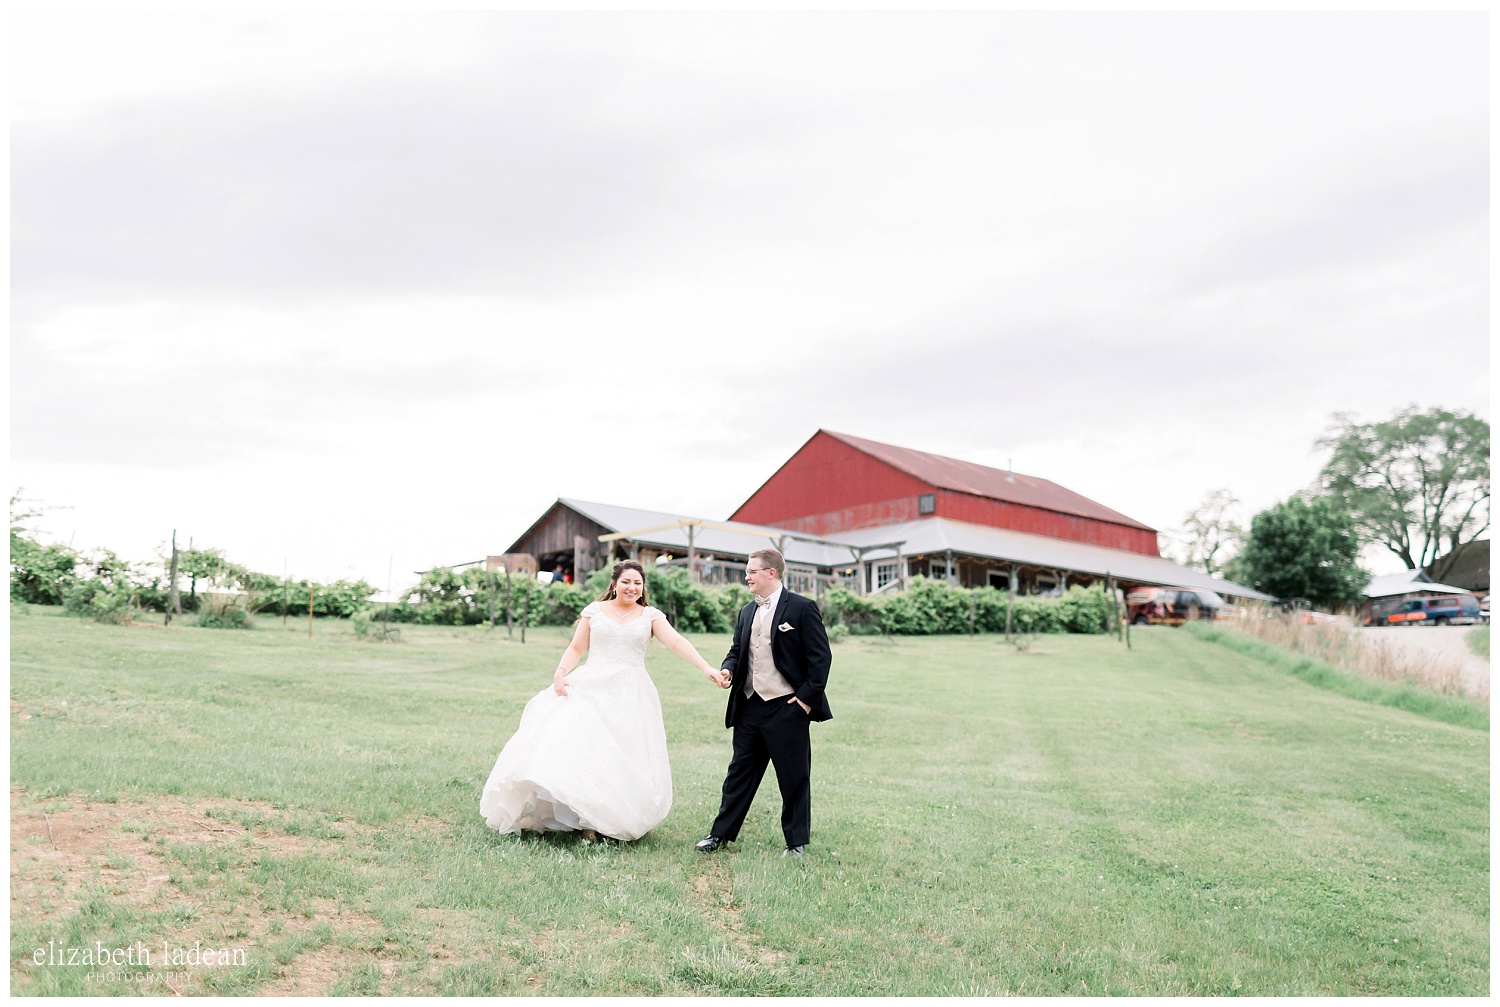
[9,607,1488,995]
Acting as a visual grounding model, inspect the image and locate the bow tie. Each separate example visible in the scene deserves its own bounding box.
[754,595,773,608]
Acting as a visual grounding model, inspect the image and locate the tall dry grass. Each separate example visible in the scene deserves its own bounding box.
[1223,606,1484,701]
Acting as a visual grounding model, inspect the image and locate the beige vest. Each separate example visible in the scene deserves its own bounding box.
[745,596,795,699]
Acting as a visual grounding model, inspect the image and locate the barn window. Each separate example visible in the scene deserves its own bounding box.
[874,562,900,590]
[929,560,950,581]
[918,493,936,515]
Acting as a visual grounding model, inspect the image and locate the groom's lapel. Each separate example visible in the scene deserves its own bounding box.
[772,588,791,629]
[740,602,756,653]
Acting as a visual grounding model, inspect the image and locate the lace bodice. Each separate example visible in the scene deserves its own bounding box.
[581,602,663,665]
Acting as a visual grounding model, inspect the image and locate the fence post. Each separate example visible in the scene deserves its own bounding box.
[1005,568,1018,640]
[1104,574,1116,637]
[520,581,529,644]
[505,568,514,639]
[166,531,180,626]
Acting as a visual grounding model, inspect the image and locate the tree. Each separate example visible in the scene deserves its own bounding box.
[1169,488,1244,577]
[10,489,78,605]
[1236,495,1367,609]
[1317,406,1489,580]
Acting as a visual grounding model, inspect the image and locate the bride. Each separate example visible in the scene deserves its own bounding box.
[480,560,730,842]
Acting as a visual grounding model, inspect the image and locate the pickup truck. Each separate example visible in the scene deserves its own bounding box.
[1370,595,1483,627]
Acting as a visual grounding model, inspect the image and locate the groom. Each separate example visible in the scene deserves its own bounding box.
[696,548,832,858]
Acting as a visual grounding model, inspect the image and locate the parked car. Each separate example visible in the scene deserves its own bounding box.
[1126,587,1224,626]
[1366,595,1483,627]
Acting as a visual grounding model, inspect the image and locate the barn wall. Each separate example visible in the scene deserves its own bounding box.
[731,431,932,532]
[511,504,610,558]
[731,432,1161,554]
[762,497,926,535]
[935,491,1160,556]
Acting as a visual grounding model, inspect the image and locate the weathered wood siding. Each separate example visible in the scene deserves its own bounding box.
[509,503,610,558]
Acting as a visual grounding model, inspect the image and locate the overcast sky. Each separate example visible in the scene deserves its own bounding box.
[11,11,1488,591]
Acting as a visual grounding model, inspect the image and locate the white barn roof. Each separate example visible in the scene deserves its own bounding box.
[560,499,854,567]
[1363,569,1472,599]
[831,517,1271,600]
[555,499,1270,599]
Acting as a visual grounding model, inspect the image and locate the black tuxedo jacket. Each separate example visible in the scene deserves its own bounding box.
[720,589,833,728]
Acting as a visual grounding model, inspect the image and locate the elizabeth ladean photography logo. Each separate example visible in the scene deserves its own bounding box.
[33,939,248,982]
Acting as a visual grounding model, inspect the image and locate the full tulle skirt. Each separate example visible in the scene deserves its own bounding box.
[479,657,672,841]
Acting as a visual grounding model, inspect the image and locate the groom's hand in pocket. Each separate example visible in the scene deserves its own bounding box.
[787,697,811,714]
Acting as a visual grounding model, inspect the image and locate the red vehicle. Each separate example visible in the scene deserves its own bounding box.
[1126,587,1224,626]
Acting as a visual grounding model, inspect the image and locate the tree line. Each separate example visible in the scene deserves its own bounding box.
[1166,406,1489,609]
[10,501,1119,638]
[8,511,380,626]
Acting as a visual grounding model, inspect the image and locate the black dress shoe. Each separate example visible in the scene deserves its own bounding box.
[695,835,730,853]
[782,845,805,858]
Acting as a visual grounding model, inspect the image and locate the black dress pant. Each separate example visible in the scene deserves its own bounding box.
[710,692,812,847]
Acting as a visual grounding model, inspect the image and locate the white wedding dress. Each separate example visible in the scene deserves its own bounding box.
[480,602,673,841]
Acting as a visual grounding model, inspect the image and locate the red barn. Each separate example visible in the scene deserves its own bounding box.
[731,430,1159,556]
[504,430,1267,602]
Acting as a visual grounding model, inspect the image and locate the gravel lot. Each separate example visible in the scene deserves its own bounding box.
[1359,625,1490,698]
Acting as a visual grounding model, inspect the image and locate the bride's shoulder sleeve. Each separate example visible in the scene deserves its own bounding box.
[579,602,598,618]
[646,605,667,622]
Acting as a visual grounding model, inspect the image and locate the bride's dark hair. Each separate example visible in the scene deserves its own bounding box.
[598,561,649,607]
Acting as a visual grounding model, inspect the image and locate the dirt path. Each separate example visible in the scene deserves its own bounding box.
[1359,626,1489,698]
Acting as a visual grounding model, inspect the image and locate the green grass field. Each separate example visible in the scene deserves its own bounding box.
[9,606,1489,995]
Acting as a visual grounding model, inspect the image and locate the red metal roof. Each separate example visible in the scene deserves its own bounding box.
[821,430,1156,532]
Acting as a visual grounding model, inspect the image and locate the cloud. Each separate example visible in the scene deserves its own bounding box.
[13,68,693,304]
[10,12,1488,585]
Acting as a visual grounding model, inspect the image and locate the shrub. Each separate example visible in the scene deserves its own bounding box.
[820,586,882,635]
[10,534,79,605]
[878,577,974,635]
[715,583,754,625]
[1053,584,1113,634]
[245,574,377,619]
[817,578,1109,637]
[63,578,135,625]
[393,566,590,628]
[194,589,253,630]
[539,582,592,626]
[645,567,731,633]
[196,608,251,630]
